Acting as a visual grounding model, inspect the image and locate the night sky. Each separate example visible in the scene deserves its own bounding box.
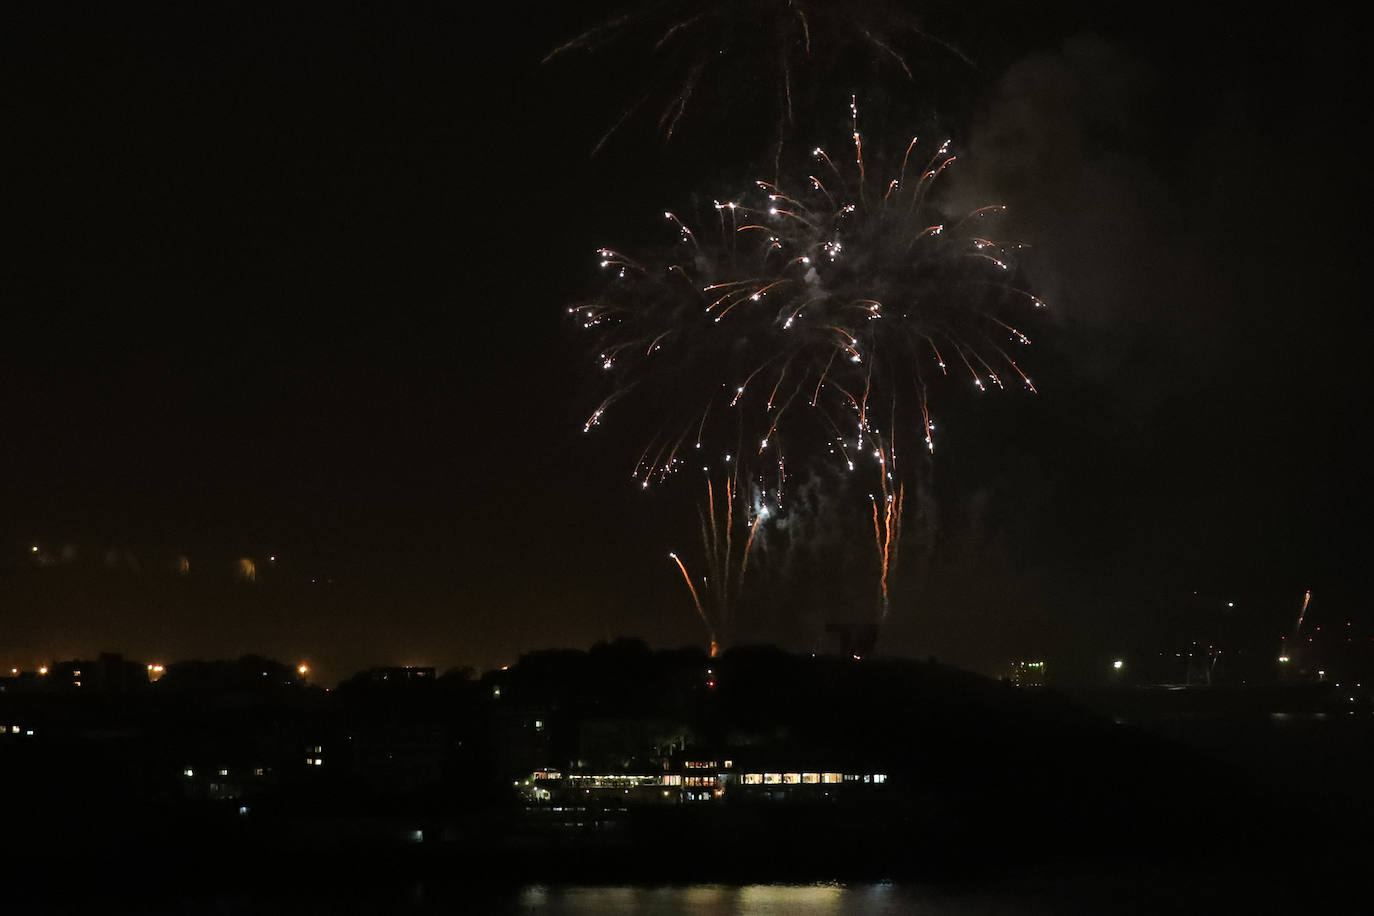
[4,2,1368,683]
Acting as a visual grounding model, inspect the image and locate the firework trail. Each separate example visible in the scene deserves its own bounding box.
[689,463,778,650]
[668,551,719,656]
[545,0,970,169]
[1294,589,1312,637]
[575,102,1045,649]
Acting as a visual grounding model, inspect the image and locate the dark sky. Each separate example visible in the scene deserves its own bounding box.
[3,2,1368,683]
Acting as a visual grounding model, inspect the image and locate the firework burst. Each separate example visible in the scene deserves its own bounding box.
[574,102,1045,649]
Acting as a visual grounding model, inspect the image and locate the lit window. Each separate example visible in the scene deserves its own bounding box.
[10,726,18,733]
[534,719,544,730]
[183,768,194,778]
[218,768,229,776]
[254,768,265,776]
[763,773,782,784]
[306,758,314,765]
[873,774,887,783]
[742,773,763,785]
[782,773,801,785]
[724,759,733,769]
[822,773,843,784]
[314,758,323,766]
[802,773,820,784]
[662,775,681,786]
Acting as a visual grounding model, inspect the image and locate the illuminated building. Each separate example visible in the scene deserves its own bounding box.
[517,756,891,808]
[50,654,149,693]
[358,666,436,684]
[1007,661,1047,687]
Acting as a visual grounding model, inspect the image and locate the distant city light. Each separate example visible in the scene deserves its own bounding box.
[297,663,309,676]
[30,545,38,553]
[38,666,48,676]
[1112,660,1124,670]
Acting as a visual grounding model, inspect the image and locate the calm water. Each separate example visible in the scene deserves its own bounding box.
[255,875,1288,915]
[40,870,1341,914]
[107,880,1158,915]
[447,876,1325,914]
[505,883,1035,914]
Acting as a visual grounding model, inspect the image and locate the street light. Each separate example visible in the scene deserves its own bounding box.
[1112,659,1124,671]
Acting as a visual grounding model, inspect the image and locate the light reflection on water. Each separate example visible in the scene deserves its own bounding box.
[117,873,1316,914]
[512,882,972,915]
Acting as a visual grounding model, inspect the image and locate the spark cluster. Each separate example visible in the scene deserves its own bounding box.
[575,103,1045,640]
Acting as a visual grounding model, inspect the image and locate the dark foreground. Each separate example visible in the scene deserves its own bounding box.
[10,710,1371,914]
[5,651,1372,912]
